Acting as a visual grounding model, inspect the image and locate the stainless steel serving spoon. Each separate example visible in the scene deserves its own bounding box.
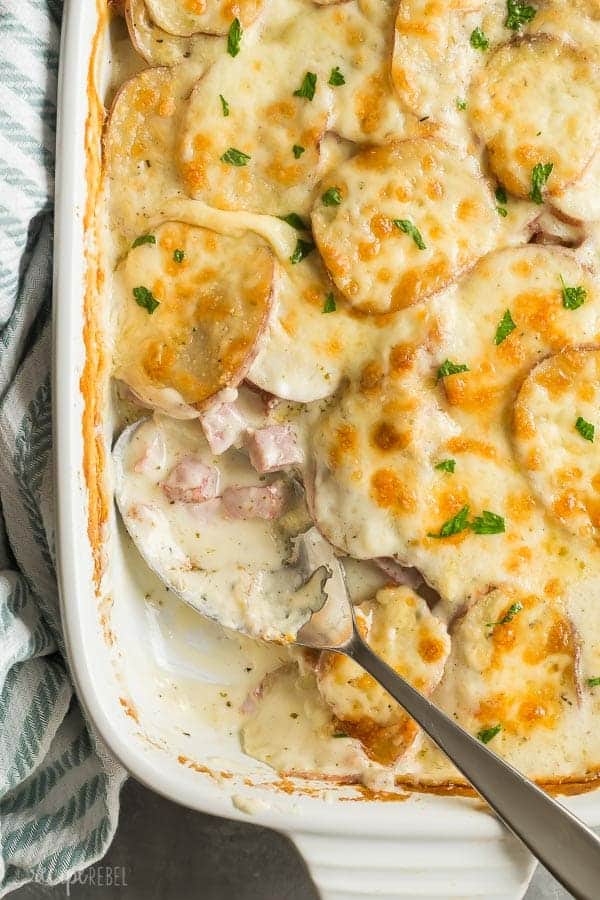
[114,418,600,898]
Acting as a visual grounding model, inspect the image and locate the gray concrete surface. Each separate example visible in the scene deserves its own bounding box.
[13,777,578,899]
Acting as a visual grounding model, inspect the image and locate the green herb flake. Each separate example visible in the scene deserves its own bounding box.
[173,249,185,263]
[227,17,242,57]
[470,27,490,50]
[294,71,317,101]
[428,505,470,539]
[290,238,315,264]
[495,186,508,205]
[436,359,470,380]
[470,510,505,535]
[435,459,456,473]
[505,0,537,31]
[133,286,159,314]
[456,98,468,110]
[322,186,342,207]
[132,233,156,249]
[477,724,502,744]
[393,218,426,250]
[587,677,600,688]
[323,292,337,313]
[220,94,230,116]
[560,275,587,310]
[576,416,595,443]
[494,308,516,345]
[278,212,308,231]
[529,162,553,204]
[328,66,346,86]
[332,732,349,738]
[220,147,251,166]
[292,144,305,159]
[497,206,508,217]
[487,602,523,630]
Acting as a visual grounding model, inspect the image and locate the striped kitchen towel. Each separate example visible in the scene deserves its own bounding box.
[0,1,126,894]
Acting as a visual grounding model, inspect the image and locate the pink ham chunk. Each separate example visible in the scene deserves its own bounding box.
[222,481,288,520]
[200,389,247,455]
[245,425,303,474]
[162,456,220,503]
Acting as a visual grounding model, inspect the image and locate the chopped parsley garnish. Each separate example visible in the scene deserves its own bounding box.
[290,238,315,264]
[227,17,242,57]
[220,94,230,116]
[333,732,349,738]
[173,249,185,263]
[428,505,470,539]
[477,724,502,744]
[133,286,159,314]
[487,602,523,630]
[495,186,508,204]
[132,233,156,248]
[529,162,553,204]
[560,275,587,310]
[470,27,490,50]
[323,292,337,313]
[587,677,600,688]
[576,416,595,443]
[220,147,251,166]
[328,66,346,86]
[294,71,317,101]
[436,359,469,380]
[393,218,426,250]
[456,98,468,111]
[292,144,305,159]
[322,186,342,206]
[497,206,508,217]
[435,459,456,473]
[278,212,308,230]
[494,308,516,345]
[505,0,537,31]
[470,510,505,534]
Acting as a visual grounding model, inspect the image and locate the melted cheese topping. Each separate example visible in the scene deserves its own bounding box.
[105,0,600,788]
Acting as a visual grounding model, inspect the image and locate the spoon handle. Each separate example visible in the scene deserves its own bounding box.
[348,633,600,900]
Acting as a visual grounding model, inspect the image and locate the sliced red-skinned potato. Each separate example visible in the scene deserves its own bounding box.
[434,585,583,780]
[513,347,600,541]
[310,138,500,314]
[469,36,600,200]
[551,152,600,224]
[113,221,275,412]
[178,43,334,217]
[144,0,264,36]
[392,0,505,121]
[317,586,450,765]
[247,254,373,402]
[114,416,330,641]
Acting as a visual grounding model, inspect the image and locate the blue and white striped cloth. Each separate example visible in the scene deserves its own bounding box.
[0,2,126,894]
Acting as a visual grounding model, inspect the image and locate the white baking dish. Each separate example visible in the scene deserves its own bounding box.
[53,3,600,897]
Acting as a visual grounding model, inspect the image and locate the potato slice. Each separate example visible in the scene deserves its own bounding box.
[434,585,582,780]
[552,152,600,224]
[469,37,600,199]
[317,586,450,765]
[144,0,264,36]
[114,221,274,410]
[125,0,219,66]
[247,253,374,401]
[310,138,499,314]
[513,348,600,541]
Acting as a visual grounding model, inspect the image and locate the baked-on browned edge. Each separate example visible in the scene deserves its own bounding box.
[81,0,600,801]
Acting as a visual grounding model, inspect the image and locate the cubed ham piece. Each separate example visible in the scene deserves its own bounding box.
[161,456,220,503]
[222,481,288,520]
[200,389,247,455]
[245,425,303,474]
